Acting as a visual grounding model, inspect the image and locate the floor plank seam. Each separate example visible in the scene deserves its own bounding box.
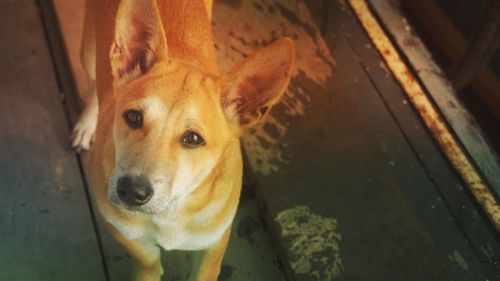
[33,1,111,279]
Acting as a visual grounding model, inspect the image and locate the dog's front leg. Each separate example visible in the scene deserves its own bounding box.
[188,227,231,281]
[106,223,164,281]
[70,82,98,152]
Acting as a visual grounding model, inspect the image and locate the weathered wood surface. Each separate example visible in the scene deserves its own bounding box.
[0,0,107,280]
[211,0,500,280]
[41,0,500,280]
[368,0,500,225]
[329,0,500,266]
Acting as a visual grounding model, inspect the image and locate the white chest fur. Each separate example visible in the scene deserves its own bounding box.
[102,199,231,251]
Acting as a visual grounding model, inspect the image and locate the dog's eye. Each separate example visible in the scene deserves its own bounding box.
[181,131,205,148]
[123,109,143,129]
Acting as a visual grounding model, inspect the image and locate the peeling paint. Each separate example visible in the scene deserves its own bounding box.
[53,162,65,193]
[237,215,263,245]
[448,250,469,271]
[275,206,343,280]
[480,243,495,260]
[54,164,63,179]
[213,0,334,175]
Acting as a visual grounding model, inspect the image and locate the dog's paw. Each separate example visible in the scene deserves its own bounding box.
[70,102,98,153]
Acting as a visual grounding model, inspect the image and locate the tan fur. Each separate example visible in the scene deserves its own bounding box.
[77,0,294,280]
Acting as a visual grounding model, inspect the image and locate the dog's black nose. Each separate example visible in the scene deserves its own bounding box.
[116,175,153,207]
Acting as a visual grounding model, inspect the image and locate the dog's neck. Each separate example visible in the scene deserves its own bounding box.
[157,0,219,75]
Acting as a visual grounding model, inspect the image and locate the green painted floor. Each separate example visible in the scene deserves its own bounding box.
[211,0,500,280]
[1,0,499,281]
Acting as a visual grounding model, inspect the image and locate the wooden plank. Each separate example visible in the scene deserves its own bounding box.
[211,0,499,280]
[368,0,500,214]
[0,1,107,280]
[43,0,500,280]
[318,0,500,269]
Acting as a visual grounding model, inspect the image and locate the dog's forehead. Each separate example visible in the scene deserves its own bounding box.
[145,63,219,99]
[134,66,221,118]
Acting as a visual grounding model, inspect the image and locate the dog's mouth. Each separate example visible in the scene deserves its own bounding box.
[108,190,176,215]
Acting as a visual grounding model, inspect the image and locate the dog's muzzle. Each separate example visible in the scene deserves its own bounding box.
[116,174,154,207]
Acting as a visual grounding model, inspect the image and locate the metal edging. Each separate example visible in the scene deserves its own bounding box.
[347,0,500,233]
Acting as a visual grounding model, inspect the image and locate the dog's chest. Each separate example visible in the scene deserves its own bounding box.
[151,215,223,251]
[107,208,226,251]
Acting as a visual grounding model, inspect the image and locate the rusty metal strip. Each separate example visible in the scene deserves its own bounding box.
[347,0,500,233]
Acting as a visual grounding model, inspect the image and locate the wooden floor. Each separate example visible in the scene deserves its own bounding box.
[1,0,499,281]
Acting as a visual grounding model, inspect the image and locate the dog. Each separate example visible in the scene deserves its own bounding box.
[70,0,295,280]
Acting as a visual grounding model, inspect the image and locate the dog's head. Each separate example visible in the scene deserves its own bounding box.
[107,0,294,214]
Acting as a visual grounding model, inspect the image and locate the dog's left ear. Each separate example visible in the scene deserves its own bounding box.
[110,0,168,87]
[221,38,295,131]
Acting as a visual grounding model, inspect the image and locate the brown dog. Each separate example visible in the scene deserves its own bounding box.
[71,0,294,280]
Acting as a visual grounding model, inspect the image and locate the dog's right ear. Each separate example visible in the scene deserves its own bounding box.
[110,0,168,87]
[221,38,295,132]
